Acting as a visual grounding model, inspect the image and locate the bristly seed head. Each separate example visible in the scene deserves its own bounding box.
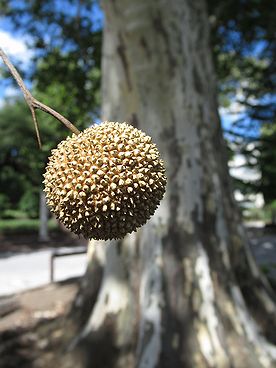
[43,121,166,240]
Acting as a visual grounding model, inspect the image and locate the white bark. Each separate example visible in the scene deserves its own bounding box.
[195,242,229,367]
[230,285,276,367]
[82,241,130,336]
[136,220,163,368]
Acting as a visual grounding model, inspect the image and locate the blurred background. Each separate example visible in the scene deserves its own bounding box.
[0,0,275,367]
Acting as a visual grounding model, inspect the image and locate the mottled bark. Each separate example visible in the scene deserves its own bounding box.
[68,0,276,367]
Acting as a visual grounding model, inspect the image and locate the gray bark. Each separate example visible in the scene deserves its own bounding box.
[39,189,49,242]
[68,0,276,367]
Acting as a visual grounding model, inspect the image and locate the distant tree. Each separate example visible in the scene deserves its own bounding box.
[1,0,102,126]
[208,0,276,129]
[207,0,276,207]
[0,99,41,217]
[259,124,276,222]
[259,125,276,204]
[0,0,102,220]
[0,97,70,218]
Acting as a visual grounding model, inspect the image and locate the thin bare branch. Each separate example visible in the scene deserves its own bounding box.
[0,47,80,148]
[30,106,42,148]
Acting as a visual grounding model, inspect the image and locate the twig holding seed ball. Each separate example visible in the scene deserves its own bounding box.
[0,47,80,147]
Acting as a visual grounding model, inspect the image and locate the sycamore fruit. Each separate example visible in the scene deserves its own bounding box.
[43,122,166,240]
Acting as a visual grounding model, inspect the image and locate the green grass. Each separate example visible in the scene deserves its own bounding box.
[0,218,58,234]
[243,207,271,222]
[2,209,30,220]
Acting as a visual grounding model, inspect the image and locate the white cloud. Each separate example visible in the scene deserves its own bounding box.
[4,85,19,98]
[0,85,20,108]
[234,190,264,208]
[0,30,33,65]
[230,166,261,182]
[229,153,261,182]
[219,90,247,117]
[0,30,33,107]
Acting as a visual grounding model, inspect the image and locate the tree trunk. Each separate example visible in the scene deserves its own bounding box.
[68,0,276,367]
[39,189,49,242]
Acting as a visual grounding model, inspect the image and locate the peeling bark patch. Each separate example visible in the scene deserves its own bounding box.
[130,113,139,128]
[71,257,104,328]
[193,65,203,94]
[117,33,132,90]
[195,242,229,367]
[162,113,183,177]
[193,195,220,267]
[140,36,152,60]
[116,239,124,256]
[152,12,177,75]
[231,285,276,367]
[160,227,196,367]
[169,194,180,234]
[137,228,163,368]
[137,320,154,362]
[160,116,183,228]
[81,314,118,368]
[110,0,120,16]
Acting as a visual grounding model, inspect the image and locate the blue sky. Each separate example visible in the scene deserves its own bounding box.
[0,0,103,105]
[0,14,33,104]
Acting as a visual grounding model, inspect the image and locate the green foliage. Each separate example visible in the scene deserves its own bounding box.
[0,218,58,234]
[0,99,45,217]
[1,209,29,220]
[34,48,101,129]
[259,125,276,205]
[208,1,276,211]
[0,194,10,216]
[0,218,40,233]
[263,200,276,224]
[209,0,276,97]
[18,188,39,218]
[2,0,102,125]
[0,0,102,219]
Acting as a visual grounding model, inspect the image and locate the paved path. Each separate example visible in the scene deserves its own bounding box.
[0,230,275,297]
[249,234,276,280]
[0,246,87,296]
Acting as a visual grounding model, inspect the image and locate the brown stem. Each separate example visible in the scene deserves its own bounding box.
[0,47,81,147]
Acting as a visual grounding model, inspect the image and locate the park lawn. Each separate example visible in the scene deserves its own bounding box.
[0,218,58,234]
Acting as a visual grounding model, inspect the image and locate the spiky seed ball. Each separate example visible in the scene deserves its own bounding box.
[43,122,166,240]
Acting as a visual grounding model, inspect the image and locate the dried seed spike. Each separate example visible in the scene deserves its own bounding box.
[97,169,105,176]
[110,182,117,190]
[43,121,166,240]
